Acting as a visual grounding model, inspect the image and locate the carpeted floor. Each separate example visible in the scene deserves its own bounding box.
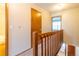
[18,43,66,56]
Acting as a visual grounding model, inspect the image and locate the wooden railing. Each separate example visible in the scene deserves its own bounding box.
[33,30,63,56]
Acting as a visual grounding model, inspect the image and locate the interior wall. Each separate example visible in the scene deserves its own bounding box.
[8,3,51,55]
[51,8,79,47]
[0,4,5,36]
[8,3,31,56]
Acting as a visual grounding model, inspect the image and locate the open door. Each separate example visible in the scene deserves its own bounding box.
[31,8,42,47]
[0,3,8,56]
[0,3,5,56]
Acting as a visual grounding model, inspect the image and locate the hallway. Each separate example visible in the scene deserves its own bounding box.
[0,3,79,56]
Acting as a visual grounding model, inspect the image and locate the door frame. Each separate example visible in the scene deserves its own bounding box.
[31,8,42,48]
[5,3,9,56]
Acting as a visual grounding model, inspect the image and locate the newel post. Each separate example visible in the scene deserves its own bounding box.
[33,32,38,56]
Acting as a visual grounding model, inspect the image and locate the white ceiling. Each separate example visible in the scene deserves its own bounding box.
[35,3,79,13]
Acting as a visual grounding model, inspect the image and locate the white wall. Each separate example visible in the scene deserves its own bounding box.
[8,3,31,55]
[0,3,5,36]
[51,8,79,47]
[76,46,79,56]
[8,3,51,55]
[42,11,51,33]
[0,3,5,44]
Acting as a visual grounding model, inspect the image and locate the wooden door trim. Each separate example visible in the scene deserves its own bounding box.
[31,8,41,13]
[5,3,9,56]
[31,8,42,48]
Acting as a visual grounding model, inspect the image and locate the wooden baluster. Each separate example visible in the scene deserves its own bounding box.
[56,32,58,51]
[56,32,58,54]
[51,34,53,56]
[33,30,63,56]
[48,33,51,56]
[61,30,63,43]
[41,37,43,56]
[45,34,46,56]
[54,34,56,55]
[33,32,38,56]
[47,35,49,56]
[48,33,50,56]
[53,33,56,55]
[51,33,53,56]
[55,34,57,55]
[46,37,47,56]
[56,32,59,51]
[53,34,55,55]
[59,31,61,48]
[52,34,55,56]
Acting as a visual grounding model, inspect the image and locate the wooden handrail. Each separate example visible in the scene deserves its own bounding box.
[33,30,63,56]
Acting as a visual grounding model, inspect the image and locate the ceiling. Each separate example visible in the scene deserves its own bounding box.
[35,3,79,13]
